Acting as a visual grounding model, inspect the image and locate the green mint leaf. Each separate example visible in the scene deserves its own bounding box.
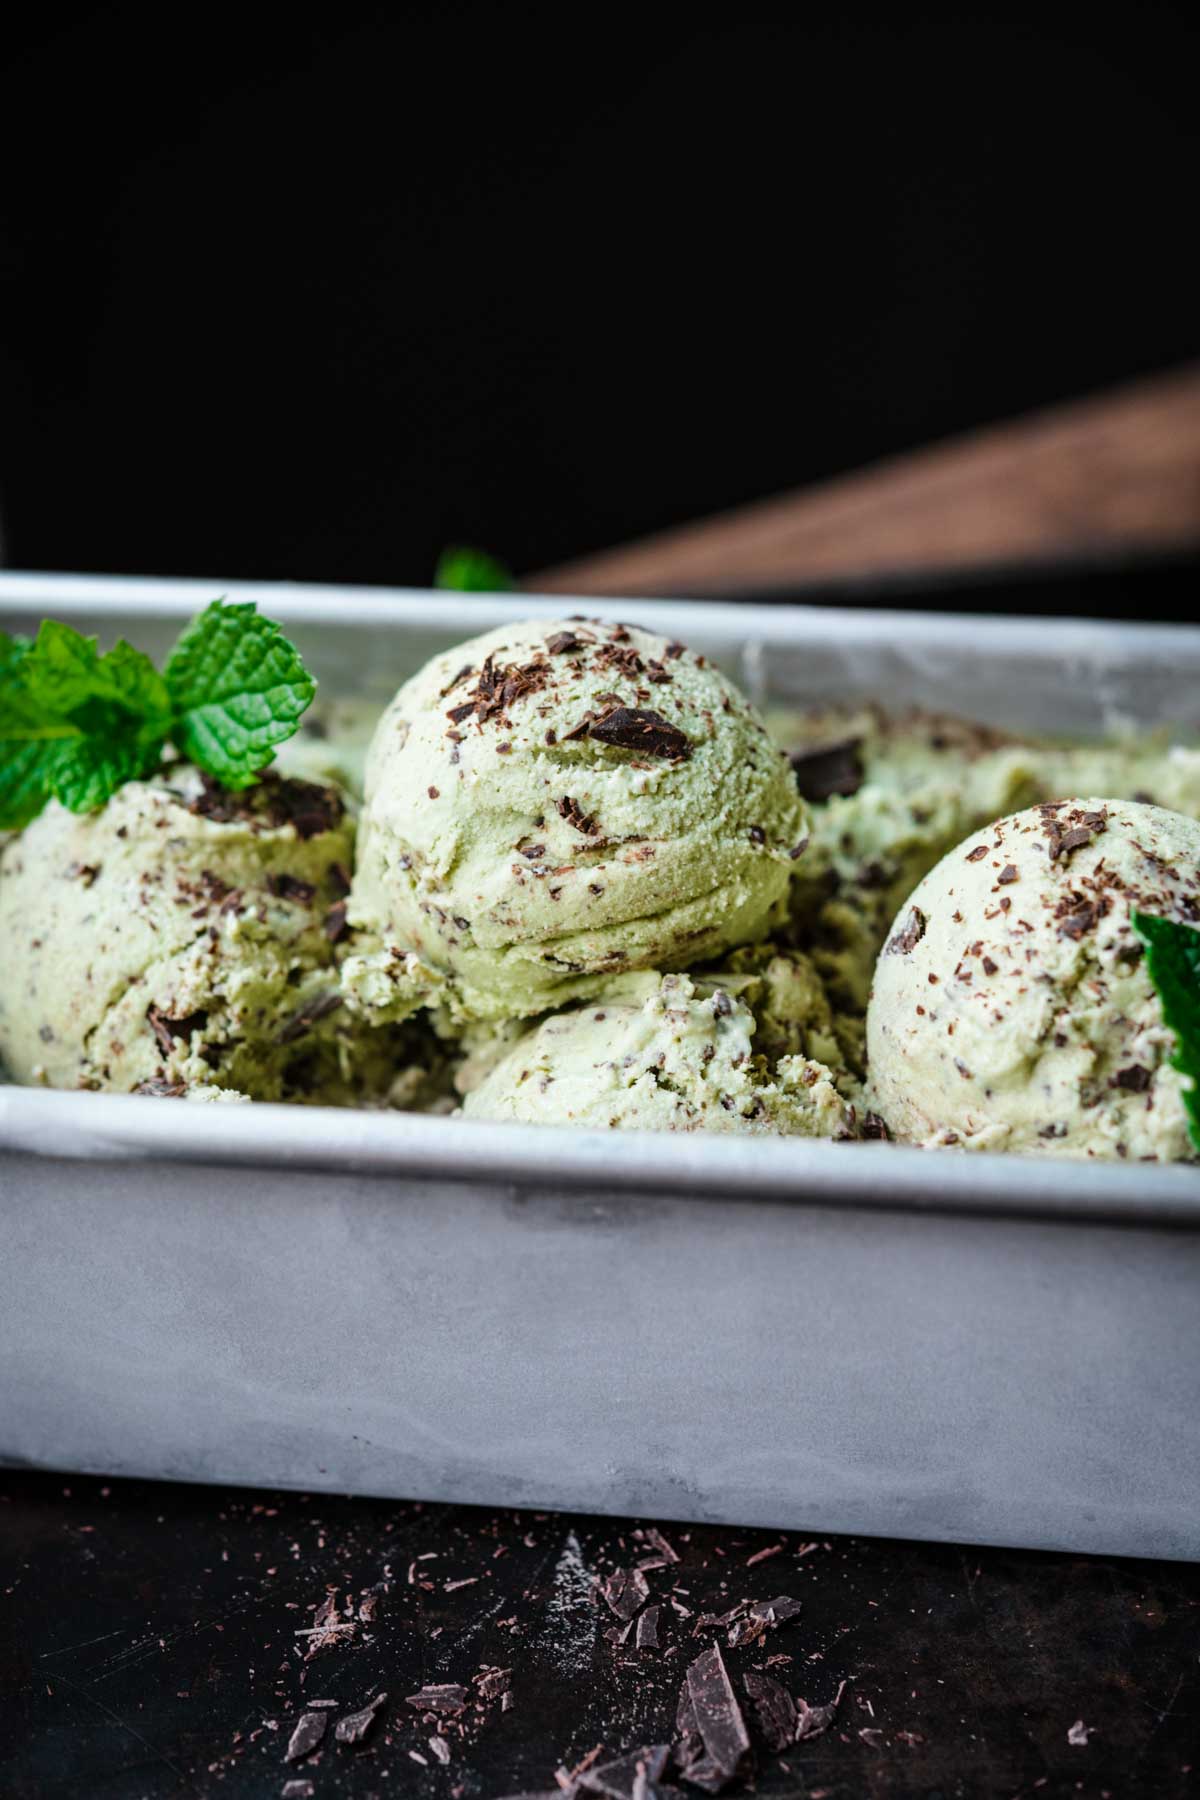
[163,599,316,789]
[0,627,170,828]
[21,620,171,721]
[1131,910,1200,1154]
[434,546,515,592]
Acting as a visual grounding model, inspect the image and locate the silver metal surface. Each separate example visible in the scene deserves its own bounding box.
[2,573,1199,1556]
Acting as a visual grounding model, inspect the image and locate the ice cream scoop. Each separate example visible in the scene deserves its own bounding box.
[0,766,419,1102]
[350,618,809,1021]
[463,967,853,1135]
[866,797,1200,1158]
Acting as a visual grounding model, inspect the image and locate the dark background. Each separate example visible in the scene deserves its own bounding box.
[1,7,1198,586]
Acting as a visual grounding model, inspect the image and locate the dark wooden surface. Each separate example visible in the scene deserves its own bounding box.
[531,365,1200,598]
[2,1471,1197,1799]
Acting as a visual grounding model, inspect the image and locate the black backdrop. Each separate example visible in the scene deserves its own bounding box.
[1,7,1197,587]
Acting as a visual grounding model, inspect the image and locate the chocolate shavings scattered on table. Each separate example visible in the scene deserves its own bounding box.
[678,1643,752,1790]
[333,1691,388,1743]
[603,1565,651,1621]
[284,1711,327,1762]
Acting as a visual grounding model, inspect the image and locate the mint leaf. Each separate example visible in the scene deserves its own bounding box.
[1131,910,1200,1153]
[435,546,515,592]
[0,626,171,828]
[164,599,316,789]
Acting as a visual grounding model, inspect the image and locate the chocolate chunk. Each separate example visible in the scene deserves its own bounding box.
[789,737,863,802]
[446,700,476,724]
[589,706,692,761]
[982,956,999,975]
[862,1112,891,1140]
[334,1692,387,1744]
[546,630,581,655]
[278,992,343,1044]
[190,772,345,839]
[285,1711,328,1762]
[742,1671,797,1753]
[558,795,597,835]
[146,1004,208,1056]
[966,844,989,862]
[579,1745,670,1800]
[268,873,316,904]
[1057,902,1097,941]
[324,900,349,943]
[428,785,440,800]
[886,907,927,955]
[684,1644,751,1785]
[665,641,686,660]
[602,1565,650,1621]
[1110,1064,1152,1092]
[404,1683,467,1714]
[752,1594,804,1625]
[636,1604,661,1648]
[996,864,1019,884]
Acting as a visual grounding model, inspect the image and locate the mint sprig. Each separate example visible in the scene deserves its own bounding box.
[434,545,515,592]
[0,600,316,830]
[1131,910,1200,1153]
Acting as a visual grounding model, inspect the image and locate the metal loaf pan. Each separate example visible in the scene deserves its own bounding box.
[1,574,1198,1561]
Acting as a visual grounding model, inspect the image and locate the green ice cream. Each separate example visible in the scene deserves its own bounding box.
[463,966,854,1136]
[350,618,809,1022]
[0,766,429,1103]
[866,797,1200,1159]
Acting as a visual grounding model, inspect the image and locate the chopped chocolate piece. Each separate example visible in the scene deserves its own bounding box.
[636,1604,661,1648]
[966,844,989,862]
[278,992,343,1044]
[474,1667,512,1700]
[66,861,100,886]
[712,989,733,1018]
[996,864,1019,884]
[793,1679,846,1741]
[684,1644,751,1785]
[603,1565,650,1621]
[579,1746,671,1800]
[742,1671,797,1753]
[558,795,598,835]
[282,1782,315,1799]
[665,641,686,659]
[440,663,475,698]
[146,1004,208,1056]
[446,700,477,725]
[982,956,999,975]
[546,630,581,655]
[334,1692,387,1744]
[1110,1064,1152,1092]
[327,861,351,898]
[862,1112,891,1140]
[284,1711,327,1762]
[589,706,692,761]
[267,873,316,904]
[751,1594,804,1625]
[886,907,927,956]
[428,785,440,800]
[404,1683,467,1714]
[788,737,864,802]
[563,713,596,741]
[324,900,349,943]
[1057,902,1098,941]
[545,727,558,746]
[748,825,765,845]
[132,1078,188,1098]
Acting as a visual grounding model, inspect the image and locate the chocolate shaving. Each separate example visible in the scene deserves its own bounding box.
[446,700,476,725]
[966,844,989,862]
[665,641,686,659]
[1110,1064,1152,1092]
[146,1004,208,1056]
[285,1711,328,1762]
[1057,901,1098,941]
[996,864,1019,884]
[603,1565,650,1621]
[794,1679,846,1741]
[589,706,691,761]
[751,1594,803,1626]
[132,1079,188,1098]
[742,1671,797,1754]
[334,1692,387,1744]
[324,900,349,943]
[474,1667,512,1700]
[546,630,581,655]
[278,992,343,1044]
[558,795,597,835]
[190,773,345,840]
[862,1112,891,1140]
[886,907,927,956]
[789,737,863,802]
[683,1644,751,1787]
[268,873,316,904]
[404,1683,467,1714]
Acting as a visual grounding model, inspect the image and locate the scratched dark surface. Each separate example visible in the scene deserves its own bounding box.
[1,1473,1197,1800]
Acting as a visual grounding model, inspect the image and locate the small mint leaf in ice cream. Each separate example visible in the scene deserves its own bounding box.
[434,546,515,592]
[164,600,317,790]
[1131,910,1200,1153]
[0,624,171,827]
